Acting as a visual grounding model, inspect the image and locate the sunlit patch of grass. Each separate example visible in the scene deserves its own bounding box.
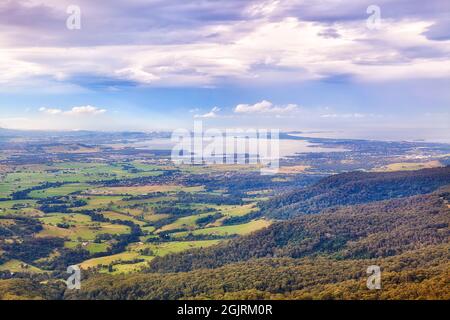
[64,241,110,254]
[29,183,91,198]
[0,260,45,274]
[85,185,204,196]
[37,220,130,241]
[101,211,147,226]
[372,160,442,172]
[172,219,272,238]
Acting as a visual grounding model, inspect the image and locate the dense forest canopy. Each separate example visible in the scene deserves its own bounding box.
[260,166,450,219]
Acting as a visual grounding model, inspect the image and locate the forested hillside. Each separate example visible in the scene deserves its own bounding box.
[147,190,450,273]
[63,185,449,300]
[260,166,450,219]
[65,244,449,300]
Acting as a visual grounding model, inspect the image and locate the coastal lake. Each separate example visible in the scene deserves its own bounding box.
[125,136,347,158]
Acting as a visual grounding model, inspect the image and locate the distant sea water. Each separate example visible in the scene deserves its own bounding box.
[128,137,347,158]
[289,130,450,144]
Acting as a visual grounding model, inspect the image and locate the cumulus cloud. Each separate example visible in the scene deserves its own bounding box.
[39,107,62,115]
[234,100,298,114]
[39,105,106,116]
[115,67,160,84]
[194,106,221,118]
[65,105,107,116]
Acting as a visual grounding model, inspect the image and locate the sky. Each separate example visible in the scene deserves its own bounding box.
[0,0,449,141]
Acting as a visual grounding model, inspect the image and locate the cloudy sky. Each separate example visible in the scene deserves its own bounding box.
[0,0,449,141]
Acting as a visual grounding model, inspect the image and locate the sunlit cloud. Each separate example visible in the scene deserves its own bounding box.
[65,105,107,116]
[235,100,299,114]
[39,105,107,116]
[194,106,221,118]
[39,107,63,115]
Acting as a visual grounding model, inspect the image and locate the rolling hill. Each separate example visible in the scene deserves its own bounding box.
[260,166,450,219]
[62,168,450,300]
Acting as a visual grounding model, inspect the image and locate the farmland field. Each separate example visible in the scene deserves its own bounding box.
[0,130,449,300]
[0,148,281,276]
[171,219,272,238]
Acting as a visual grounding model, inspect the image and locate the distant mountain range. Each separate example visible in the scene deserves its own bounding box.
[0,127,171,140]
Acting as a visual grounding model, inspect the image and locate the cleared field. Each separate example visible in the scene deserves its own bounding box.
[43,145,100,154]
[153,203,257,233]
[29,183,91,198]
[15,207,44,217]
[64,241,110,254]
[217,203,257,217]
[0,167,93,197]
[80,252,142,269]
[278,165,311,173]
[116,195,177,206]
[52,162,138,180]
[39,213,92,225]
[78,196,124,210]
[178,164,260,174]
[0,162,168,198]
[101,211,147,226]
[85,185,204,195]
[172,219,272,238]
[105,261,149,274]
[52,162,107,170]
[37,222,130,241]
[141,225,156,234]
[1,158,276,279]
[114,207,152,217]
[0,259,44,274]
[0,219,15,227]
[204,203,259,227]
[81,239,221,272]
[373,160,442,172]
[142,213,170,222]
[0,184,15,198]
[128,240,221,256]
[158,212,214,232]
[0,200,37,211]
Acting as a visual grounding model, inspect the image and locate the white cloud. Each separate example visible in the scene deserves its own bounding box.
[65,105,107,116]
[194,106,221,118]
[1,16,450,89]
[115,67,160,84]
[234,100,298,114]
[39,105,106,116]
[246,0,281,17]
[39,107,62,115]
